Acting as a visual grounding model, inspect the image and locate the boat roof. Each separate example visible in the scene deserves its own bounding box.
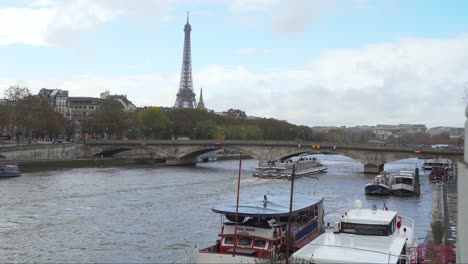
[393,174,414,179]
[344,208,397,225]
[292,232,407,264]
[424,158,451,163]
[212,195,322,217]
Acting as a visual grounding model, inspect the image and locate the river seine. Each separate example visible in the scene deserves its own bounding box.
[0,155,433,263]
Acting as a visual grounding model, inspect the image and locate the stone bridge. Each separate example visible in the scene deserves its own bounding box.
[0,140,463,173]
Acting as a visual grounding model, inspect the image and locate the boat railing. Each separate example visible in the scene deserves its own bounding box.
[400,215,415,230]
[293,219,319,242]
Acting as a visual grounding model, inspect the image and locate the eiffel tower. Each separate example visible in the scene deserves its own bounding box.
[174,12,197,109]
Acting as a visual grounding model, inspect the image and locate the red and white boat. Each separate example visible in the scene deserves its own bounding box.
[197,194,325,263]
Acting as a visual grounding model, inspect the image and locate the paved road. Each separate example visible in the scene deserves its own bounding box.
[444,168,457,246]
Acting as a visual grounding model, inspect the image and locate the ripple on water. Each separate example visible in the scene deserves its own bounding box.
[0,156,433,263]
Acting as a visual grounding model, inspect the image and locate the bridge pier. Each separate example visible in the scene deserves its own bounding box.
[165,157,197,166]
[364,163,384,174]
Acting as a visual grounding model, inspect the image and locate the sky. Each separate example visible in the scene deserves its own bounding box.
[0,0,467,128]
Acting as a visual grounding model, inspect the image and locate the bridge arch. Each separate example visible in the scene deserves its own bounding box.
[1,140,461,173]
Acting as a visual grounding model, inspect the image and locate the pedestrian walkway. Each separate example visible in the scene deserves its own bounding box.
[444,181,457,246]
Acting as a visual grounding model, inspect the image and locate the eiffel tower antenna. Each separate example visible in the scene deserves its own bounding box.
[174,12,197,108]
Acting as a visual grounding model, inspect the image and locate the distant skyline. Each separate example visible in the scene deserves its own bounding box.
[0,0,467,128]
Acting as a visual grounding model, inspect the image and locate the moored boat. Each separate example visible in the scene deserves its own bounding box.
[364,172,393,195]
[422,158,452,171]
[0,164,21,178]
[428,167,454,183]
[391,169,420,196]
[253,157,327,179]
[291,200,418,263]
[196,194,325,263]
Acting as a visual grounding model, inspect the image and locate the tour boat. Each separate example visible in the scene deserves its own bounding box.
[422,158,452,171]
[196,194,325,263]
[253,157,327,179]
[0,164,21,178]
[364,172,393,195]
[291,200,418,264]
[391,169,420,196]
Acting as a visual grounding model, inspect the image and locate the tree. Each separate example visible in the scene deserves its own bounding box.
[139,107,170,139]
[431,132,451,145]
[15,96,63,140]
[325,128,346,143]
[94,99,130,139]
[63,119,77,141]
[2,85,32,141]
[80,117,98,139]
[0,103,11,136]
[192,120,218,139]
[4,85,31,102]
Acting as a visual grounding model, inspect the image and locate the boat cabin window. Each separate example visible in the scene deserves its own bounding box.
[223,237,234,245]
[390,217,396,235]
[280,205,320,223]
[238,237,252,247]
[341,222,391,236]
[395,177,413,185]
[254,239,267,248]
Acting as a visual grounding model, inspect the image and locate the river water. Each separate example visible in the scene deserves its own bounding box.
[0,155,434,263]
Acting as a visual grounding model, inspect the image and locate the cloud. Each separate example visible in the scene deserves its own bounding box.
[2,35,467,128]
[0,0,173,46]
[270,0,336,37]
[0,72,179,107]
[238,48,271,58]
[0,7,54,45]
[197,35,468,127]
[230,0,280,13]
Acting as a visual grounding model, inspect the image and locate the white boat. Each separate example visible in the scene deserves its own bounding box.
[391,169,420,196]
[197,194,325,263]
[364,172,393,195]
[0,164,21,177]
[253,157,327,179]
[291,200,418,264]
[422,158,452,171]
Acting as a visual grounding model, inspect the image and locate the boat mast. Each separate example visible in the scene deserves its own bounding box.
[285,164,296,264]
[232,152,243,257]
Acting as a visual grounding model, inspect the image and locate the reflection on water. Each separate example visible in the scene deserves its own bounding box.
[0,155,432,263]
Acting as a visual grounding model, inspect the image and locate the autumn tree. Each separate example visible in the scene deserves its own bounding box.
[3,85,32,140]
[139,107,170,139]
[94,99,130,139]
[14,96,63,140]
[325,128,346,143]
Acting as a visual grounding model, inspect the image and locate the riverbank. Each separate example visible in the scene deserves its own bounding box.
[18,153,250,173]
[18,158,165,173]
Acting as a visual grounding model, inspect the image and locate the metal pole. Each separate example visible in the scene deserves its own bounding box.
[232,152,243,256]
[285,164,296,264]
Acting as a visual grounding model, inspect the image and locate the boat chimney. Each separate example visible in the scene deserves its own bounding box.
[263,194,268,208]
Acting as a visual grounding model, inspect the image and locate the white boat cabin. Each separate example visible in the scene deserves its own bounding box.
[292,201,417,264]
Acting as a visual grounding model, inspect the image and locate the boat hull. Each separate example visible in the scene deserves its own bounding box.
[0,172,21,177]
[197,251,259,264]
[254,167,327,179]
[364,184,391,195]
[391,184,416,196]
